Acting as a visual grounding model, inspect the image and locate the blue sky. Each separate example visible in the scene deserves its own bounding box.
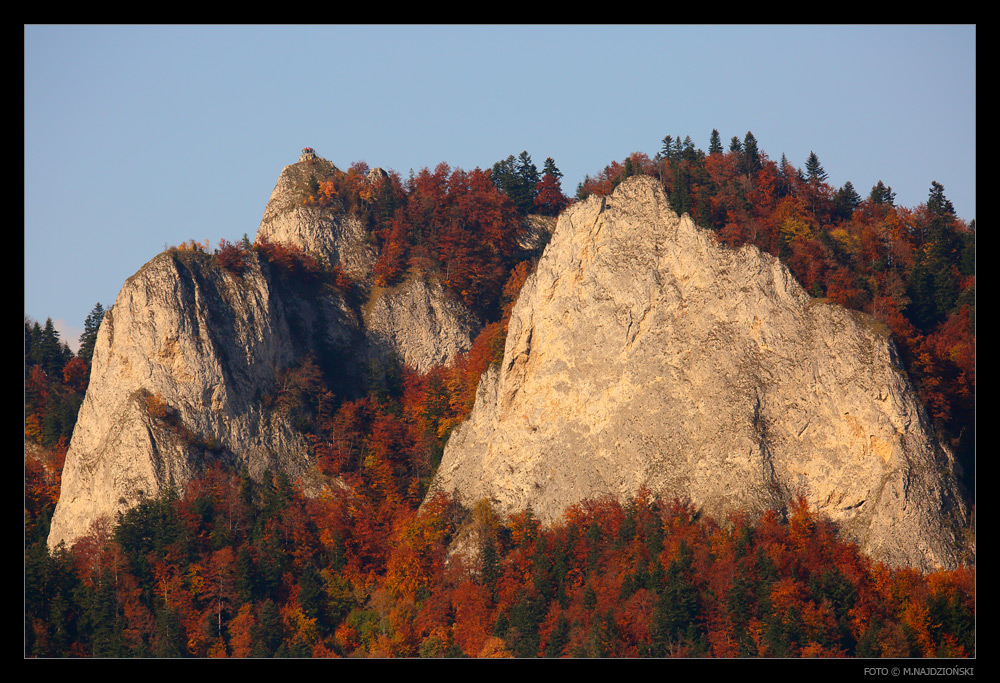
[25,25,976,350]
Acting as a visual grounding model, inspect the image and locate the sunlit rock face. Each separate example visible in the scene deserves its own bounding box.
[48,249,352,550]
[430,176,968,571]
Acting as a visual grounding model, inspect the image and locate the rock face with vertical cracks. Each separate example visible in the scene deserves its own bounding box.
[429,176,969,571]
[47,249,359,551]
[47,151,481,551]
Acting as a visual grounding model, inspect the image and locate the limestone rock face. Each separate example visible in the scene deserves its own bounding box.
[430,176,968,571]
[255,151,480,370]
[256,155,377,281]
[363,274,481,373]
[48,250,361,550]
[48,151,482,550]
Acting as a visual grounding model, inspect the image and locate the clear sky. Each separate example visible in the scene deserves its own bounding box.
[25,24,976,351]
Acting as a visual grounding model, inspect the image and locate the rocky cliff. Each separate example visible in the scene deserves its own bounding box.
[429,176,969,571]
[47,151,480,550]
[47,249,352,550]
[363,273,481,374]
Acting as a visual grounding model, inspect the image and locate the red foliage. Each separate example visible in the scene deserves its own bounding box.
[215,239,248,274]
[534,172,568,216]
[255,240,323,281]
[62,356,89,393]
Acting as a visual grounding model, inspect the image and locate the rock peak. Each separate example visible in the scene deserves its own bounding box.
[429,174,969,570]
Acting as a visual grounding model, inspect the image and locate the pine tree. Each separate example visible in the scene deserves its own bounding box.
[869,180,895,206]
[78,303,106,367]
[927,181,956,216]
[833,181,862,221]
[742,131,761,175]
[805,151,828,183]
[708,129,723,155]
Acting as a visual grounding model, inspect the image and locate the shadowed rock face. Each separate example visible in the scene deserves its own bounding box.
[429,176,969,571]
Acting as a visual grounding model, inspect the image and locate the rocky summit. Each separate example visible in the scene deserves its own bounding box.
[429,176,968,571]
[47,151,479,550]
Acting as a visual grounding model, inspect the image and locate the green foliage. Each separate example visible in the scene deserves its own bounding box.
[708,129,723,155]
[805,150,828,183]
[869,180,896,205]
[492,151,540,215]
[77,303,105,367]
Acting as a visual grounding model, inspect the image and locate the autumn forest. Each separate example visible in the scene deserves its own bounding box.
[24,131,975,658]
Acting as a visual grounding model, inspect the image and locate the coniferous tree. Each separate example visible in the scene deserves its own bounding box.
[833,181,862,221]
[776,153,796,198]
[535,158,569,217]
[708,129,723,155]
[492,151,540,215]
[542,157,562,179]
[656,135,674,163]
[927,180,956,217]
[906,181,964,331]
[805,151,828,183]
[24,318,39,378]
[869,180,895,206]
[742,131,761,175]
[681,135,697,162]
[78,302,106,367]
[516,151,540,197]
[29,318,72,378]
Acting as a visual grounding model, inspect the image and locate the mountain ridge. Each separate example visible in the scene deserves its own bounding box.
[46,154,970,572]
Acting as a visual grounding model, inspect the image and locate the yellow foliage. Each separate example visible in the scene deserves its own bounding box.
[780,216,813,242]
[172,238,211,253]
[478,635,514,658]
[829,227,860,254]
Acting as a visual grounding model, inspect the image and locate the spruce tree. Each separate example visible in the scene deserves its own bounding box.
[542,156,562,179]
[78,302,106,367]
[927,181,956,216]
[492,151,539,215]
[805,151,828,183]
[31,318,71,378]
[708,129,723,155]
[869,180,895,206]
[833,181,862,221]
[906,181,963,331]
[656,135,674,162]
[742,131,761,175]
